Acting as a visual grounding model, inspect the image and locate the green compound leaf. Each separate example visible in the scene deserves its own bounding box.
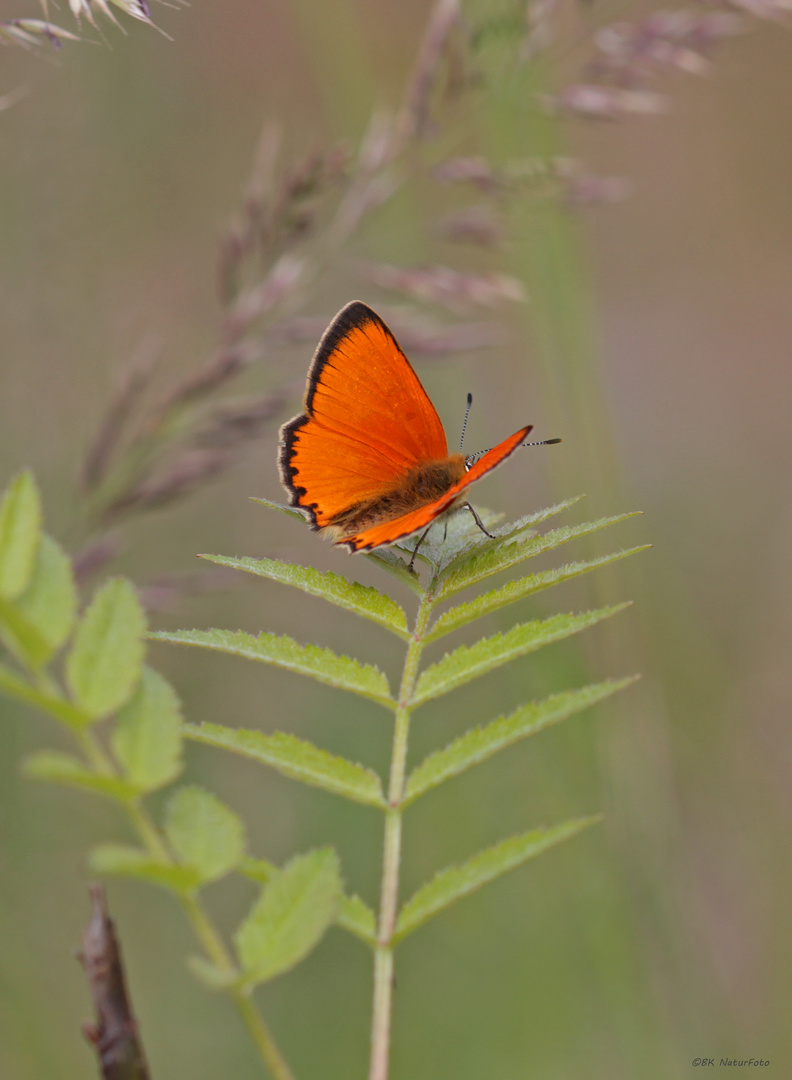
[413,604,631,707]
[199,554,409,639]
[151,628,393,707]
[111,666,184,793]
[0,663,90,728]
[240,857,377,947]
[235,847,342,989]
[66,578,146,721]
[0,471,42,601]
[427,546,649,642]
[164,786,245,886]
[90,843,201,893]
[13,534,77,659]
[437,513,641,599]
[22,750,139,802]
[395,818,600,941]
[405,678,639,805]
[184,723,385,807]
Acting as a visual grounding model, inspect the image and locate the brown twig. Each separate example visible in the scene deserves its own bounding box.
[80,884,150,1080]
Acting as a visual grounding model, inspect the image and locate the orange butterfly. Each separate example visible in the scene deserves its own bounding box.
[279,301,558,559]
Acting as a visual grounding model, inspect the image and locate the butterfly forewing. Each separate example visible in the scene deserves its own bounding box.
[280,302,449,528]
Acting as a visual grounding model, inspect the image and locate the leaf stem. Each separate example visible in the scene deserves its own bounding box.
[369,582,437,1080]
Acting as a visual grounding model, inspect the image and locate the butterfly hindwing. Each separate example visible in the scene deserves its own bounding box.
[342,426,531,551]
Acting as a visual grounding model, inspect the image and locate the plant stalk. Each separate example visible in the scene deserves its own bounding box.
[76,726,295,1080]
[369,582,437,1080]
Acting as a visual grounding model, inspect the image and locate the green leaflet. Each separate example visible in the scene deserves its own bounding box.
[187,956,237,991]
[427,546,649,642]
[111,666,184,793]
[0,533,77,669]
[235,848,342,988]
[0,663,90,728]
[0,596,53,671]
[199,554,409,638]
[23,750,139,802]
[394,818,600,941]
[413,604,631,707]
[151,627,393,707]
[437,513,641,598]
[65,578,146,721]
[365,547,424,595]
[240,857,377,947]
[484,497,586,542]
[249,497,306,521]
[404,678,639,805]
[164,786,245,886]
[90,843,201,893]
[0,471,42,601]
[415,497,586,578]
[184,723,385,807]
[12,534,77,659]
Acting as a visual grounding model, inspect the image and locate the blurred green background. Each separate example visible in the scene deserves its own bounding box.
[1,1,790,1078]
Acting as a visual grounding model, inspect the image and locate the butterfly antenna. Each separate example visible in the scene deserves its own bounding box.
[459,392,473,453]
[465,435,561,469]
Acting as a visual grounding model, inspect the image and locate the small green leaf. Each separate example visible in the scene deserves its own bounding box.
[0,471,42,600]
[151,628,393,707]
[111,667,183,793]
[427,546,650,641]
[405,678,639,805]
[240,857,377,947]
[187,956,238,990]
[337,893,377,946]
[235,848,341,988]
[66,578,146,720]
[0,663,90,728]
[438,514,641,598]
[250,496,306,521]
[90,843,200,893]
[14,534,77,657]
[0,596,54,670]
[164,786,245,885]
[23,750,139,802]
[364,547,424,595]
[200,554,409,638]
[395,818,599,941]
[184,722,385,807]
[413,604,631,707]
[487,497,586,543]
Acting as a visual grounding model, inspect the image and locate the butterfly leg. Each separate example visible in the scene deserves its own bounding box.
[462,502,495,539]
[408,526,433,573]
